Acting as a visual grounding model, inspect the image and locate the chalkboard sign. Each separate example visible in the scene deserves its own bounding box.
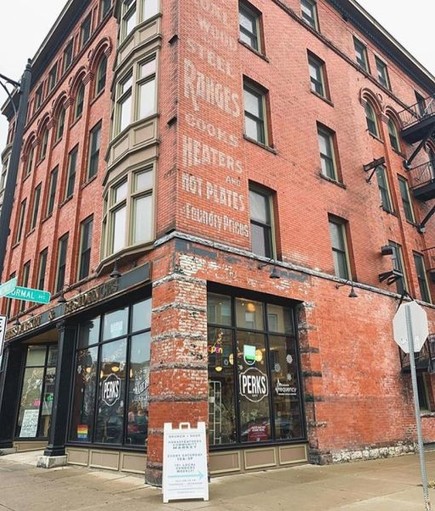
[19,409,39,438]
[162,422,208,503]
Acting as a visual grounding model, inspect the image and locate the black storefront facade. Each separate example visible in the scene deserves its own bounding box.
[0,263,152,471]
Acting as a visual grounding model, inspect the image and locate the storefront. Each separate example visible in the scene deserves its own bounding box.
[207,288,308,474]
[68,297,151,447]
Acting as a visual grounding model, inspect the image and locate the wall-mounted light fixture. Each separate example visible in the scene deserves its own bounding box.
[335,280,358,298]
[258,260,280,279]
[110,259,122,279]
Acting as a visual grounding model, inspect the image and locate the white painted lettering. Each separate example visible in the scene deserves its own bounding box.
[184,59,240,117]
[182,135,243,174]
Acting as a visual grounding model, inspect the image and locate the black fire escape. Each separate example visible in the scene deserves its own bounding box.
[398,96,435,372]
[398,94,435,232]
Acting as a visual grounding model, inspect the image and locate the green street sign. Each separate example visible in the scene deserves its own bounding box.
[6,286,51,304]
[0,277,17,298]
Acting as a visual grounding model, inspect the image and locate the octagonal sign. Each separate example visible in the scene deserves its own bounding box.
[393,301,429,353]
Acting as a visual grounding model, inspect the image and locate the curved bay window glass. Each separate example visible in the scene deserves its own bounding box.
[207,293,304,448]
[16,345,58,439]
[69,298,151,447]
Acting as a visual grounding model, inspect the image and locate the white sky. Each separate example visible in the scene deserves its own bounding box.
[0,0,433,147]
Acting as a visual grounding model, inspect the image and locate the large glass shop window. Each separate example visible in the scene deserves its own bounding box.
[16,345,58,438]
[207,293,304,446]
[69,298,151,447]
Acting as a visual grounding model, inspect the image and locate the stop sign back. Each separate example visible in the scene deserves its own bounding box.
[393,301,429,353]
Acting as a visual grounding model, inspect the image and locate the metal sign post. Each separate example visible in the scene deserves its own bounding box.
[405,304,432,511]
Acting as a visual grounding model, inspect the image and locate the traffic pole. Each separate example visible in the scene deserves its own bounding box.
[406,304,432,511]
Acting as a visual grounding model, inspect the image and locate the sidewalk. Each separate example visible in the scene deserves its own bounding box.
[1,449,435,510]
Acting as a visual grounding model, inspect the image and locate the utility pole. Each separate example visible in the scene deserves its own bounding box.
[0,60,32,284]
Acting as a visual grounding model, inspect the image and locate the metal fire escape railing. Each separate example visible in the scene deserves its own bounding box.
[400,334,435,373]
[399,95,435,132]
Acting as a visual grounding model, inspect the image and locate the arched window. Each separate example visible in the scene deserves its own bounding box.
[387,117,400,152]
[39,126,50,161]
[365,101,379,137]
[55,106,66,141]
[95,54,107,96]
[74,83,85,120]
[24,141,35,178]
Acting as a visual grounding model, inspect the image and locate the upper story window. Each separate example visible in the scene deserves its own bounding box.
[55,233,69,293]
[387,117,400,152]
[121,0,159,41]
[317,124,340,182]
[308,52,329,99]
[80,14,92,49]
[34,86,43,113]
[74,83,85,120]
[415,91,427,116]
[398,176,415,223]
[389,241,407,295]
[115,72,133,135]
[239,1,262,52]
[353,37,369,72]
[100,0,112,20]
[48,64,58,92]
[244,80,269,145]
[301,0,318,30]
[137,56,157,119]
[65,146,79,200]
[46,166,59,217]
[365,101,379,137]
[375,165,393,213]
[102,165,155,257]
[30,183,42,231]
[15,199,27,244]
[328,215,351,280]
[63,41,74,73]
[95,54,108,96]
[37,248,48,292]
[413,253,431,303]
[24,144,35,178]
[249,185,274,258]
[87,121,102,180]
[375,56,390,90]
[0,156,8,192]
[78,215,93,280]
[114,54,157,136]
[55,106,66,142]
[38,126,50,162]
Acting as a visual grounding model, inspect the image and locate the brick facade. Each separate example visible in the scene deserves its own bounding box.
[0,0,435,483]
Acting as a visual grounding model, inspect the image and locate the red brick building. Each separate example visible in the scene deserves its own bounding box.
[0,0,435,483]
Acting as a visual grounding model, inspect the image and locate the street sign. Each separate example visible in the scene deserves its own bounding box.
[6,286,51,304]
[393,301,429,353]
[0,277,17,298]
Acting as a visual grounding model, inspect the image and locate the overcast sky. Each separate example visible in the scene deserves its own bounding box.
[0,0,433,147]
